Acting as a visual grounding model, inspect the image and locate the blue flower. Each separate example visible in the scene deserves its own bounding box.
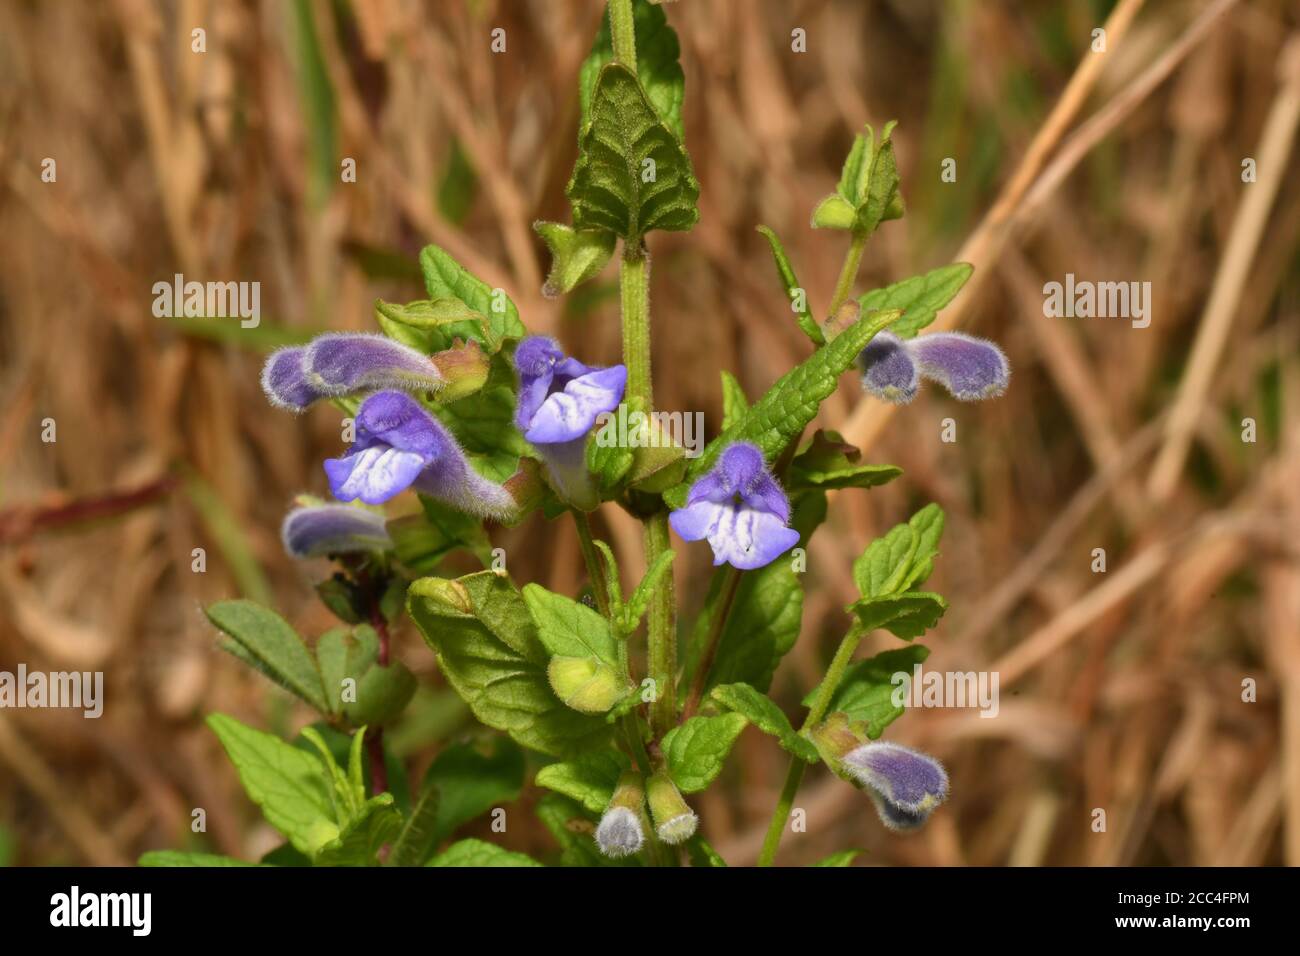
[514,336,627,444]
[860,331,1008,404]
[513,336,626,510]
[841,741,948,832]
[669,442,801,570]
[281,503,392,559]
[263,333,445,412]
[324,390,514,517]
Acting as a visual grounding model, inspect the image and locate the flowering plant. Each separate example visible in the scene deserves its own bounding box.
[141,0,1006,869]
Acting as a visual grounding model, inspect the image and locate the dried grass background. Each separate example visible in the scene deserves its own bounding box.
[1,0,1298,866]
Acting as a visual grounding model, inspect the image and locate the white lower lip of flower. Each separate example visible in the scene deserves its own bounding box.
[595,806,645,858]
[655,811,698,845]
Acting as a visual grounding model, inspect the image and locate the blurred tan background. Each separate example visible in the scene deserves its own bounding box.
[1,0,1299,866]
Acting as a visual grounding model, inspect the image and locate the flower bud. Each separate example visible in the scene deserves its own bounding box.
[280,502,392,559]
[646,769,697,845]
[546,656,626,714]
[842,741,949,833]
[428,339,490,402]
[595,770,647,859]
[262,333,447,412]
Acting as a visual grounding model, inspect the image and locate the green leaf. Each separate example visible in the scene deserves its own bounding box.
[427,838,543,867]
[535,222,617,296]
[299,725,364,820]
[812,849,861,867]
[719,371,749,431]
[588,420,635,497]
[848,591,947,640]
[852,503,944,598]
[568,63,699,241]
[859,121,903,234]
[207,713,340,856]
[710,683,819,762]
[534,749,630,814]
[388,495,494,574]
[422,739,525,848]
[836,129,870,204]
[661,713,748,793]
[848,504,947,640]
[859,262,973,339]
[522,584,620,666]
[810,193,857,230]
[683,559,803,695]
[665,307,900,508]
[139,851,263,867]
[756,225,823,345]
[206,600,327,713]
[374,298,499,355]
[342,661,417,727]
[580,0,686,140]
[314,794,402,866]
[622,549,675,633]
[788,429,902,491]
[813,122,905,235]
[387,784,439,867]
[802,645,930,739]
[407,572,613,757]
[420,244,525,345]
[686,835,728,867]
[433,352,528,484]
[315,625,379,718]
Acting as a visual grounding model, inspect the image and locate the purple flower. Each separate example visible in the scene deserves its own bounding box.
[668,442,801,570]
[860,331,1008,404]
[281,503,392,559]
[324,390,514,517]
[513,336,626,510]
[513,336,627,444]
[842,741,948,832]
[262,333,444,412]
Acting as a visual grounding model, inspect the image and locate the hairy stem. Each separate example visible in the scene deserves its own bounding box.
[367,601,391,796]
[756,626,864,865]
[608,0,637,68]
[757,759,806,867]
[643,511,676,738]
[620,245,652,405]
[827,230,868,317]
[618,241,677,738]
[681,566,743,719]
[573,510,612,619]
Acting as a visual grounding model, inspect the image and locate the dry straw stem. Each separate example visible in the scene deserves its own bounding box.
[0,716,128,867]
[838,0,1240,455]
[1147,34,1300,502]
[1264,360,1300,864]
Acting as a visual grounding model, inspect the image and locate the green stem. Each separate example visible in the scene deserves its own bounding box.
[827,230,868,318]
[620,246,652,405]
[644,511,676,738]
[805,627,863,728]
[756,626,864,866]
[573,511,612,619]
[757,759,806,867]
[681,565,743,719]
[618,241,676,738]
[608,0,637,68]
